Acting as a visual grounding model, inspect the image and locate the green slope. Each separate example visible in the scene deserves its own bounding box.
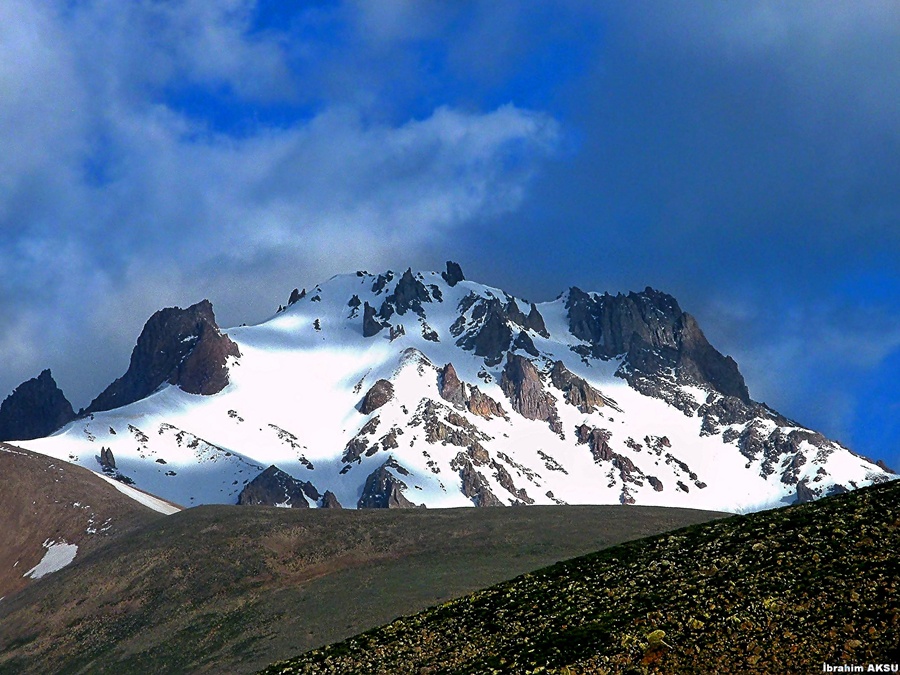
[0,504,724,674]
[264,480,900,674]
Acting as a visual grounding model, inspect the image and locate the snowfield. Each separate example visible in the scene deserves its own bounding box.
[20,269,896,513]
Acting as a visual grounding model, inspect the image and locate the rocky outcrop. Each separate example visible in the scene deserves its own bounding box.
[441,260,465,287]
[319,490,343,508]
[357,458,417,508]
[736,423,831,482]
[384,268,433,316]
[549,361,618,414]
[491,460,534,504]
[0,369,75,441]
[450,452,503,506]
[437,363,506,419]
[504,299,528,326]
[500,354,561,433]
[524,303,550,338]
[466,387,506,420]
[796,480,816,503]
[237,465,319,508]
[437,363,467,408]
[566,287,749,403]
[288,287,305,305]
[362,302,383,337]
[575,425,614,462]
[513,331,539,357]
[85,300,240,414]
[413,399,491,449]
[99,446,116,470]
[455,298,513,366]
[360,379,394,414]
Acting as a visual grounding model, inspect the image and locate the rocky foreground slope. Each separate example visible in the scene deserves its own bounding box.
[0,504,724,675]
[262,478,900,674]
[11,263,897,512]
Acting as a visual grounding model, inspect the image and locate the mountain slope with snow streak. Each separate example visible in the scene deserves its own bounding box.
[20,265,896,513]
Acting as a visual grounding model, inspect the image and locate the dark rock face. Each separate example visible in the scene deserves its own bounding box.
[99,446,116,470]
[319,490,343,508]
[504,299,528,326]
[85,300,240,415]
[549,361,617,414]
[513,331,539,357]
[288,288,305,305]
[442,261,465,287]
[237,465,317,508]
[385,268,432,316]
[455,298,513,366]
[500,354,561,433]
[575,425,614,462]
[362,302,383,337]
[450,452,503,506]
[437,363,506,419]
[437,363,467,408]
[357,458,417,508]
[796,480,816,503]
[525,303,550,338]
[565,287,749,403]
[360,379,394,414]
[0,369,75,441]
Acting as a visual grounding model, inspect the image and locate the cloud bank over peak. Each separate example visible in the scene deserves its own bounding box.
[0,0,559,407]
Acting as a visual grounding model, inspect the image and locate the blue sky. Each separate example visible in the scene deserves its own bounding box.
[1,1,899,470]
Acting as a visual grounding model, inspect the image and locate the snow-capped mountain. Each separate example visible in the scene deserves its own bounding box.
[16,263,897,512]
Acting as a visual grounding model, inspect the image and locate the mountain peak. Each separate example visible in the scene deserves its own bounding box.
[84,299,240,415]
[16,265,896,512]
[0,369,75,441]
[565,286,749,403]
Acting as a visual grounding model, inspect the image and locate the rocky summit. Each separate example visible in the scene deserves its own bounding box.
[16,263,897,511]
[0,370,75,442]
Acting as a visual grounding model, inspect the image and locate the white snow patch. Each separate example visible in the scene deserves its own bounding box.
[24,540,78,579]
[94,472,182,515]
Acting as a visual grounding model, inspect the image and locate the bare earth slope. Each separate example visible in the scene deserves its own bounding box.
[0,443,164,599]
[0,503,724,674]
[265,479,900,674]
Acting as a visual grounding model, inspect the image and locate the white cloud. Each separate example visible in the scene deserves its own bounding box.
[0,0,560,406]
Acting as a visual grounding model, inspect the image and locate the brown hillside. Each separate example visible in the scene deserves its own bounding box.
[0,443,164,599]
[0,501,724,674]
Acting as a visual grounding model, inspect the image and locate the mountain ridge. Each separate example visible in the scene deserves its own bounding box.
[12,262,897,513]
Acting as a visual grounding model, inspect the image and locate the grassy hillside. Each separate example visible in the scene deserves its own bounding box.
[0,503,724,674]
[0,443,163,599]
[264,479,900,674]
